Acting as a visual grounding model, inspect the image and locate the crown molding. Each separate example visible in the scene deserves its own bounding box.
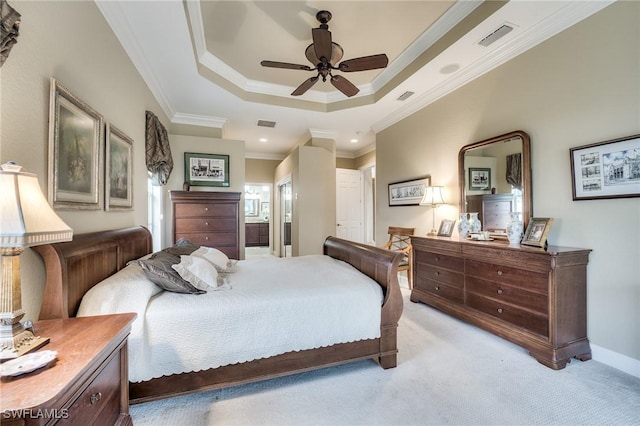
[96,0,175,119]
[372,0,615,133]
[245,152,286,161]
[172,113,227,129]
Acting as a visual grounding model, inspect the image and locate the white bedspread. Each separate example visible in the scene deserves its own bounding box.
[77,255,383,382]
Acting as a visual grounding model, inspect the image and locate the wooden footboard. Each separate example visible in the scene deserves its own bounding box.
[34,228,403,404]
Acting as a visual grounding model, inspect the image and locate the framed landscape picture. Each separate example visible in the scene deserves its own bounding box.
[48,78,103,210]
[468,167,491,190]
[184,152,230,187]
[570,134,640,200]
[105,123,133,210]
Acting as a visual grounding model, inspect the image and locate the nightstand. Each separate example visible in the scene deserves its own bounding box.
[1,313,136,425]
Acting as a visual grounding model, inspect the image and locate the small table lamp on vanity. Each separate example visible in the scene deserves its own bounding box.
[420,186,446,236]
[0,162,73,360]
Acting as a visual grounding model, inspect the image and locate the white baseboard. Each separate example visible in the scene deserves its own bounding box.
[591,344,640,378]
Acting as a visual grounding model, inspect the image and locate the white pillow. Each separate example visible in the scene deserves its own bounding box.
[172,255,223,291]
[191,246,235,272]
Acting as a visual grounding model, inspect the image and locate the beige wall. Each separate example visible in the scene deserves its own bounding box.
[165,135,246,257]
[0,1,169,320]
[245,158,280,183]
[355,150,376,170]
[336,157,356,169]
[376,2,639,365]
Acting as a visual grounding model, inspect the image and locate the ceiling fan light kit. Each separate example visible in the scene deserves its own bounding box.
[261,10,388,97]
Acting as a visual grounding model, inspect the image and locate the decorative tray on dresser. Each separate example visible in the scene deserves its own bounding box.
[1,314,136,425]
[410,236,591,369]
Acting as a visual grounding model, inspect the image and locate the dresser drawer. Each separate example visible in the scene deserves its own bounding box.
[465,259,547,294]
[175,218,237,233]
[466,276,548,315]
[59,353,121,426]
[175,203,237,218]
[415,250,464,272]
[484,200,512,213]
[416,263,463,288]
[415,277,464,304]
[466,292,548,336]
[176,232,237,250]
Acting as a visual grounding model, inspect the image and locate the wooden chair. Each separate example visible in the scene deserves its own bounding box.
[381,226,415,289]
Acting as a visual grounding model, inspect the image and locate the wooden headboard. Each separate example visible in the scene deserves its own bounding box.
[33,226,152,320]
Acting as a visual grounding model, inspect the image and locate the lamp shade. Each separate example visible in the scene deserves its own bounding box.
[419,186,446,207]
[0,162,73,248]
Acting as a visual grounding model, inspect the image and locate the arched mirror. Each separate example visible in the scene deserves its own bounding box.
[458,130,532,232]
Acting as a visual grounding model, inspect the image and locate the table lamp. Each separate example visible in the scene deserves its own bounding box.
[0,162,73,360]
[420,186,446,236]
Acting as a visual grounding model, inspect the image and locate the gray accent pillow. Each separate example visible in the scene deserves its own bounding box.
[135,251,204,294]
[161,238,199,257]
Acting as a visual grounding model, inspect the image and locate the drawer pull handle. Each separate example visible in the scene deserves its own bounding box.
[497,270,503,276]
[434,286,440,291]
[497,288,503,294]
[435,271,440,276]
[205,222,209,226]
[205,207,209,211]
[497,308,504,314]
[205,236,209,240]
[90,392,102,405]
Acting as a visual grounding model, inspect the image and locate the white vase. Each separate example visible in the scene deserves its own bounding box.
[507,212,524,245]
[458,213,471,239]
[469,212,481,233]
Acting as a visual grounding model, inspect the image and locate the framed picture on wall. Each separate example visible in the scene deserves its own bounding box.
[388,176,431,206]
[570,134,640,200]
[105,123,133,210]
[48,78,104,210]
[468,168,491,190]
[184,152,230,187]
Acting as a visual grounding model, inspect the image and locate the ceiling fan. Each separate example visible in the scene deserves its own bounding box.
[260,10,389,98]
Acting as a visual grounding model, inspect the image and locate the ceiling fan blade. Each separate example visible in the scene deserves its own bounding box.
[330,75,359,97]
[261,60,312,71]
[291,76,319,96]
[312,28,332,62]
[338,54,389,72]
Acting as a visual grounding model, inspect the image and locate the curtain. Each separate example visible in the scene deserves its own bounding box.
[145,110,173,186]
[0,0,21,67]
[505,153,522,189]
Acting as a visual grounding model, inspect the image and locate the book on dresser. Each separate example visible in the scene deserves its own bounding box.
[410,235,591,370]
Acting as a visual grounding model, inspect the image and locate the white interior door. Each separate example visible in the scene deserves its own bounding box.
[336,169,363,242]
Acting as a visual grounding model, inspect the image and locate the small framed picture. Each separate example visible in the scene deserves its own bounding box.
[105,123,133,210]
[468,168,491,190]
[437,219,456,237]
[521,217,553,248]
[185,152,230,187]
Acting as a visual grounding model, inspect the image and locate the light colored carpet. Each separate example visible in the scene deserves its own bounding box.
[130,287,640,425]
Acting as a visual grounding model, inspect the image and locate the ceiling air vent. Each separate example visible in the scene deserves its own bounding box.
[397,91,415,101]
[478,24,513,47]
[257,120,276,128]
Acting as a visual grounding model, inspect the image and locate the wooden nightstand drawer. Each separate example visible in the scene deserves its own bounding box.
[59,354,121,426]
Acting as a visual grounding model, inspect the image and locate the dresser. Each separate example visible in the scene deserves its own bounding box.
[1,314,136,425]
[410,236,591,369]
[245,222,269,247]
[170,191,241,259]
[465,194,514,231]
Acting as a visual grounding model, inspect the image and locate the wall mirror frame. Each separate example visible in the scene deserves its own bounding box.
[458,130,532,231]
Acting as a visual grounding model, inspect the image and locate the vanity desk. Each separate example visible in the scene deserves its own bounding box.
[410,235,592,369]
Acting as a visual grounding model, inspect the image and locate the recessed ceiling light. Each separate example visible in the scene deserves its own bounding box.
[440,64,460,74]
[259,138,268,142]
[350,139,358,143]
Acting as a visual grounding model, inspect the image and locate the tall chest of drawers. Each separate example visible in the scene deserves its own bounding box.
[170,191,241,259]
[411,236,592,369]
